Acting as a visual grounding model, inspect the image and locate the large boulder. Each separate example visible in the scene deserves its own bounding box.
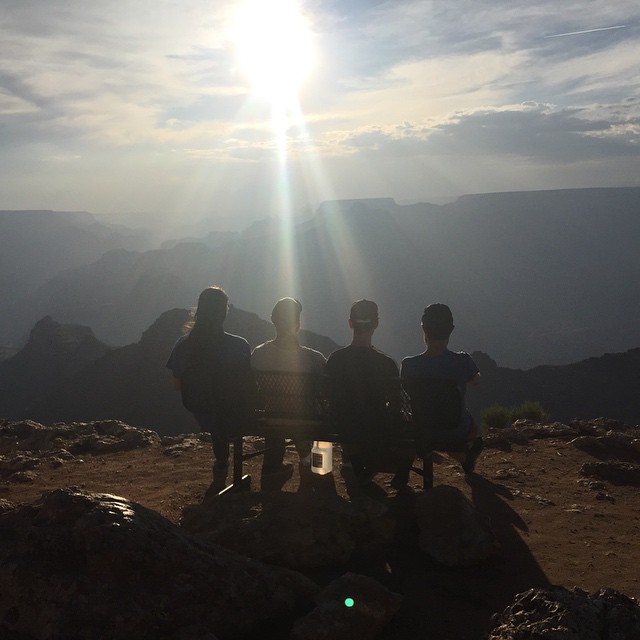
[181,492,394,570]
[0,488,318,639]
[415,485,498,567]
[488,586,640,639]
[290,572,402,640]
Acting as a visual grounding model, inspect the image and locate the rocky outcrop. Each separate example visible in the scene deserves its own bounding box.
[0,419,160,483]
[0,488,318,639]
[488,586,640,639]
[580,461,640,486]
[485,419,640,452]
[0,317,110,419]
[415,485,498,567]
[181,492,394,570]
[290,572,402,640]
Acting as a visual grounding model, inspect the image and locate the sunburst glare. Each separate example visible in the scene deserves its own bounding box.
[230,0,315,105]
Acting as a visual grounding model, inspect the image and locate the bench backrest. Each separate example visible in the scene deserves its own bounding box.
[253,370,330,421]
[253,371,461,432]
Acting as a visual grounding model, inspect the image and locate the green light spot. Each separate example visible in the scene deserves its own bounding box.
[344,598,355,608]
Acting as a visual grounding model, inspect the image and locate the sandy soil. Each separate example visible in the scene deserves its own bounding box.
[2,432,639,639]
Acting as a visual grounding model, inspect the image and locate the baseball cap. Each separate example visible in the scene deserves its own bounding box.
[350,299,379,324]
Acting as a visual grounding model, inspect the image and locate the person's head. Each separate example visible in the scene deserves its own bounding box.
[271,297,302,336]
[421,303,454,342]
[349,299,379,335]
[194,286,229,326]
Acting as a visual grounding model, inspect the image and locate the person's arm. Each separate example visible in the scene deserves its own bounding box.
[464,352,481,386]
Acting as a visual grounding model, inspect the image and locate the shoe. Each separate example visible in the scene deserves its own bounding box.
[463,438,483,474]
[203,465,229,499]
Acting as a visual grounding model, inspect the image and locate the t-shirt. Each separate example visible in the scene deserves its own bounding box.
[400,349,479,399]
[251,340,326,373]
[325,345,400,438]
[167,332,251,379]
[400,349,479,435]
[167,332,252,420]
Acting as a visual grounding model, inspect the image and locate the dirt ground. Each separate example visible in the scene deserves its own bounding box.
[2,431,639,639]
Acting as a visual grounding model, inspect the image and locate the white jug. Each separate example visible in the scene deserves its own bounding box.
[311,441,333,475]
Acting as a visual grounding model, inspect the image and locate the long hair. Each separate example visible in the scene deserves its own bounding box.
[184,286,228,347]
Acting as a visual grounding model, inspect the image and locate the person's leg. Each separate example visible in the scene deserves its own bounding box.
[263,435,288,471]
[389,443,415,489]
[462,416,483,473]
[193,413,229,465]
[193,412,230,492]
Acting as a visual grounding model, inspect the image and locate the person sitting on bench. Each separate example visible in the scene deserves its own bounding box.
[251,297,326,481]
[325,299,414,492]
[400,303,483,475]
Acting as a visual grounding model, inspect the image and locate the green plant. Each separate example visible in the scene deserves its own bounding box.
[481,404,512,430]
[511,400,550,423]
[481,400,551,430]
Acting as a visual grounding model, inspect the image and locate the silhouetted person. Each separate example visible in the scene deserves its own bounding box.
[167,286,252,492]
[251,297,325,483]
[325,299,413,493]
[401,303,483,473]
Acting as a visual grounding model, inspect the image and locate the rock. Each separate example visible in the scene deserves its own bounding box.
[495,467,523,479]
[577,478,606,491]
[163,435,208,457]
[0,499,15,514]
[0,487,318,639]
[488,586,640,639]
[7,470,38,483]
[0,453,40,477]
[415,485,498,567]
[570,435,605,453]
[580,461,640,486]
[514,421,579,439]
[289,572,402,640]
[0,420,159,458]
[181,492,394,570]
[571,433,640,461]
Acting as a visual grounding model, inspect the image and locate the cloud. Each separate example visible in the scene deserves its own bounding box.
[338,101,640,163]
[1,0,639,218]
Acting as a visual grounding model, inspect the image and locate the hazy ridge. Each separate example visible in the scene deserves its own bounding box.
[2,187,639,370]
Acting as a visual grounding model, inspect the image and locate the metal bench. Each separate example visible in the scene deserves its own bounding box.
[220,371,473,494]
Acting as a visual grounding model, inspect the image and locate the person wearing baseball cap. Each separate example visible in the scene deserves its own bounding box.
[325,299,413,493]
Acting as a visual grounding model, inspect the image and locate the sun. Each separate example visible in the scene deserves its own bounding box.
[230,0,315,103]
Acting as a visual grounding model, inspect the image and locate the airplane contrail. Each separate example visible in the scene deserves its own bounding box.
[545,25,627,38]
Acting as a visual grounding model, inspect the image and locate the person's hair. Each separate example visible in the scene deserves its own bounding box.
[421,303,454,340]
[270,297,302,332]
[184,286,228,343]
[350,299,378,334]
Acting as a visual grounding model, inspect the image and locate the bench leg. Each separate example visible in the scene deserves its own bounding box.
[224,437,250,493]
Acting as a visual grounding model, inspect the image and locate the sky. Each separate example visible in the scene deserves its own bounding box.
[1,0,639,231]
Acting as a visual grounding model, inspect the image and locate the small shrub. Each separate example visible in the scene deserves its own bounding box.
[481,404,512,430]
[511,400,550,424]
[481,400,551,430]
